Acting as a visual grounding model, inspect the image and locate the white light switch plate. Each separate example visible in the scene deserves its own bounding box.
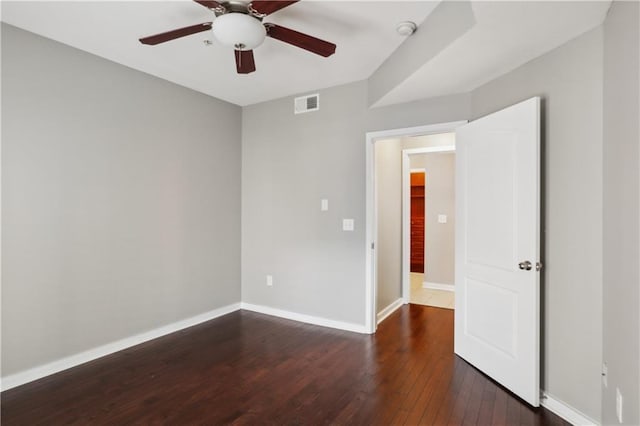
[342,219,354,231]
[438,214,447,224]
[321,199,329,211]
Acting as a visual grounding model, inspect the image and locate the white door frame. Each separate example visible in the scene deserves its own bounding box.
[365,121,466,333]
[401,147,455,303]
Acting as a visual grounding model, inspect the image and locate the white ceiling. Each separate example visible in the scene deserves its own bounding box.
[1,1,439,106]
[2,1,611,108]
[374,0,611,106]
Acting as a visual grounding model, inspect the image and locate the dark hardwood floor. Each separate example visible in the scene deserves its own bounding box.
[1,305,568,425]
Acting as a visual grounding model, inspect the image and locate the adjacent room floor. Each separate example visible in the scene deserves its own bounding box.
[1,305,566,425]
[410,272,455,309]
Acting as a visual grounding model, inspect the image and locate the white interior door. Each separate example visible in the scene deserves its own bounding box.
[454,97,541,406]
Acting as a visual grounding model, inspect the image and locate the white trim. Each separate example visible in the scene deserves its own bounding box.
[366,121,466,333]
[366,122,467,142]
[403,146,456,155]
[376,298,405,324]
[402,145,456,304]
[541,392,598,425]
[240,303,369,334]
[422,281,456,292]
[0,303,241,391]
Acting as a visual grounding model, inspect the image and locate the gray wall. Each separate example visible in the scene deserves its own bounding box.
[375,137,403,312]
[410,153,455,285]
[241,82,368,325]
[366,93,471,133]
[242,82,469,325]
[1,24,242,376]
[470,27,604,421]
[602,1,640,424]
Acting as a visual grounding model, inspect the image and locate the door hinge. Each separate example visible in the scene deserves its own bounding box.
[371,242,375,250]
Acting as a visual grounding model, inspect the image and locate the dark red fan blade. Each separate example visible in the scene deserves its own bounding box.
[235,50,256,74]
[265,24,336,57]
[193,0,223,10]
[139,22,212,45]
[249,0,299,15]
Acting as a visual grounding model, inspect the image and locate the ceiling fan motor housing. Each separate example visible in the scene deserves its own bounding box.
[212,13,266,50]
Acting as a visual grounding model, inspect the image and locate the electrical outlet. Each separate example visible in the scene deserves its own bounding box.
[602,362,608,387]
[266,275,273,287]
[616,387,623,423]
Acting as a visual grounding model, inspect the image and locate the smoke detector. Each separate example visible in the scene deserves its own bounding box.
[396,21,417,36]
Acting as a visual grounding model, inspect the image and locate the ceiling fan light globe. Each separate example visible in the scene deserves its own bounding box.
[212,13,266,50]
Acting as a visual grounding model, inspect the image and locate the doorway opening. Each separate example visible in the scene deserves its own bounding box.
[405,149,456,310]
[365,121,465,332]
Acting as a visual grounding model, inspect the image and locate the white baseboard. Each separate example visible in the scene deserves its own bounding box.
[422,281,455,292]
[377,298,404,324]
[0,302,241,392]
[541,392,598,425]
[240,302,369,334]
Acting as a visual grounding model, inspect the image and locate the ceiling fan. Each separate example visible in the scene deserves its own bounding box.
[139,0,337,74]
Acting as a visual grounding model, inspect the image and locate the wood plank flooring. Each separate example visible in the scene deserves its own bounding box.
[1,305,568,425]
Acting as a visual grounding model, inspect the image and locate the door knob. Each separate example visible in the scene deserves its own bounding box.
[518,261,532,271]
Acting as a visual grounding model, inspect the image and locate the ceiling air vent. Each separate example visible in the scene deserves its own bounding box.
[294,94,320,114]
